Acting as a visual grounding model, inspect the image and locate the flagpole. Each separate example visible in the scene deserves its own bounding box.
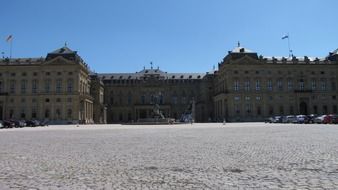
[287,33,291,57]
[10,39,12,58]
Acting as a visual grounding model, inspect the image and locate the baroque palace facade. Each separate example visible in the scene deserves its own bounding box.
[0,45,337,123]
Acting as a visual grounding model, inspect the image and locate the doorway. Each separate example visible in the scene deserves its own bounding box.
[300,102,308,115]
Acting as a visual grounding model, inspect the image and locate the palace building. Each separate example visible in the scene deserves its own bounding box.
[0,46,96,124]
[0,45,337,123]
[214,46,338,121]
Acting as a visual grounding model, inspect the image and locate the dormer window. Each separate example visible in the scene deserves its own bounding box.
[240,48,245,53]
[172,76,175,79]
[197,75,201,79]
[180,75,184,79]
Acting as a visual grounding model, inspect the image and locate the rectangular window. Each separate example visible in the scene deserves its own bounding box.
[267,80,272,91]
[10,80,16,94]
[299,81,304,91]
[32,80,38,94]
[311,80,316,90]
[255,80,260,91]
[244,81,250,91]
[234,80,239,91]
[45,79,51,93]
[21,80,27,94]
[287,80,293,91]
[67,79,73,93]
[321,80,326,91]
[277,80,283,91]
[56,79,62,93]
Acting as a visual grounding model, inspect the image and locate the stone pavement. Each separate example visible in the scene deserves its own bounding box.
[0,123,338,189]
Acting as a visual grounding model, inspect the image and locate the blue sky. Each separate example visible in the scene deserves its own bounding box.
[0,0,337,73]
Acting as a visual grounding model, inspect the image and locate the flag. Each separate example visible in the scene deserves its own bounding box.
[281,35,289,40]
[6,35,13,42]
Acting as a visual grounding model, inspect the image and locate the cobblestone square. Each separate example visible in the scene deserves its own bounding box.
[0,123,338,189]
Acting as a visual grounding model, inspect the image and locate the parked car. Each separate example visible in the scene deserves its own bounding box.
[26,120,40,127]
[314,115,326,124]
[11,120,26,128]
[0,121,4,129]
[307,114,317,124]
[283,115,297,123]
[295,115,309,124]
[323,114,337,124]
[332,115,338,124]
[3,120,15,128]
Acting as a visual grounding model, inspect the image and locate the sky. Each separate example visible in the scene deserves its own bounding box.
[0,0,337,73]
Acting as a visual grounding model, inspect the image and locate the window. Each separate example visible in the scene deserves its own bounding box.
[244,80,250,91]
[67,79,73,93]
[21,80,27,94]
[10,80,15,94]
[45,98,50,103]
[245,104,252,114]
[323,105,328,114]
[277,79,283,91]
[256,96,261,101]
[32,107,37,118]
[32,80,38,94]
[245,96,250,101]
[299,80,304,91]
[331,81,336,91]
[321,79,327,91]
[234,80,239,91]
[257,106,261,115]
[128,94,132,105]
[33,72,38,76]
[46,72,50,76]
[313,105,318,114]
[235,104,240,114]
[56,79,62,93]
[311,80,316,90]
[267,80,272,91]
[0,81,2,93]
[45,79,51,93]
[234,96,240,101]
[67,109,72,118]
[20,109,26,119]
[56,108,61,119]
[67,98,72,102]
[172,96,177,104]
[287,80,293,91]
[141,95,145,104]
[290,106,294,115]
[56,98,61,102]
[255,80,260,91]
[45,109,50,118]
[279,106,284,115]
[333,105,337,114]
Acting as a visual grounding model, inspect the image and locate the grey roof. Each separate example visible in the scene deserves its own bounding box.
[49,46,76,54]
[99,68,206,80]
[231,47,254,53]
[0,57,44,65]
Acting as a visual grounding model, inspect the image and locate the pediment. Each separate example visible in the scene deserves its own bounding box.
[44,56,75,65]
[230,55,261,65]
